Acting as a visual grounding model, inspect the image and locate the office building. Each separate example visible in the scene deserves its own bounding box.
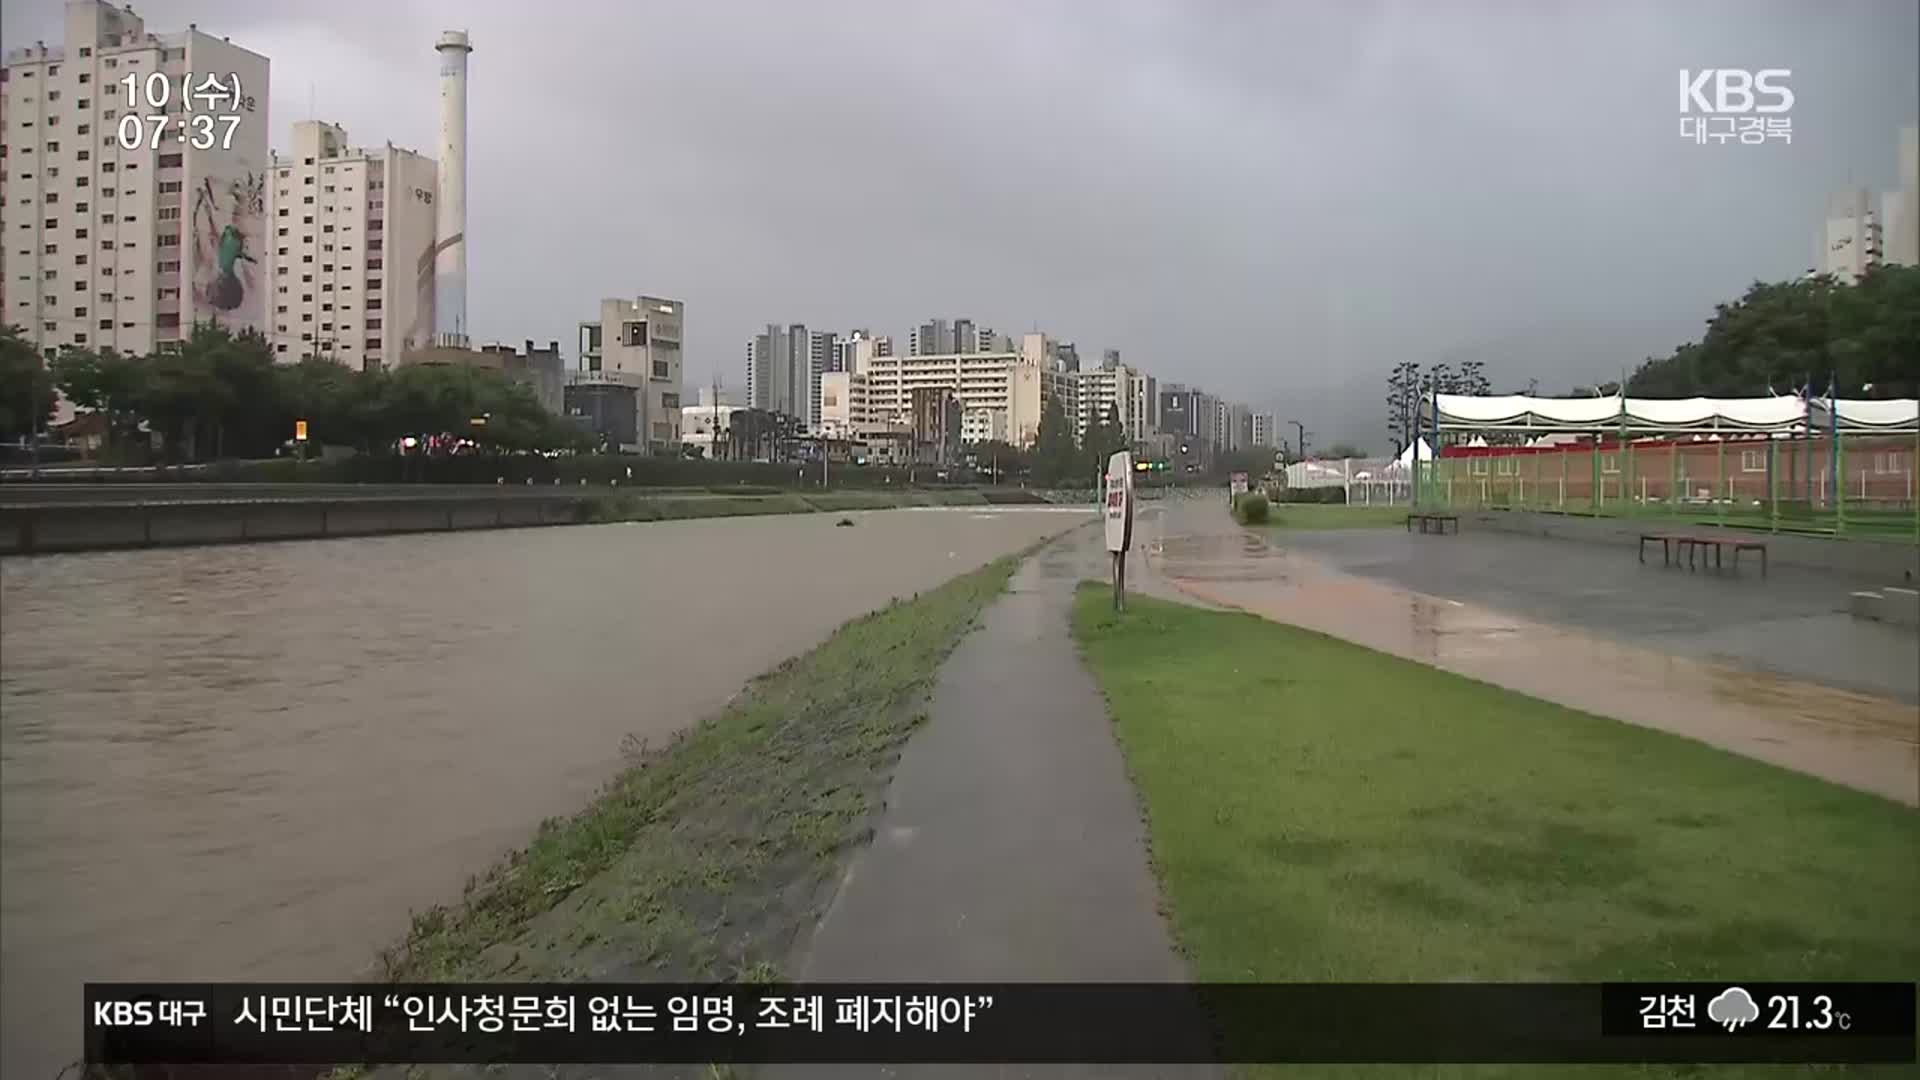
[572,295,683,454]
[1817,188,1881,283]
[1055,342,1080,373]
[1102,348,1120,371]
[266,120,436,369]
[2,0,270,357]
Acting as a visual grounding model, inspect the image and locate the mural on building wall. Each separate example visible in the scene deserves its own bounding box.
[191,171,265,329]
[410,188,439,352]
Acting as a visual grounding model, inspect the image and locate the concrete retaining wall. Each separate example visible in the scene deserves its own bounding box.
[1463,509,1920,583]
[0,496,598,556]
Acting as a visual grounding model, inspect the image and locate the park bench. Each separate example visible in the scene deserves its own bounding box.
[1640,532,1768,577]
[1406,512,1459,535]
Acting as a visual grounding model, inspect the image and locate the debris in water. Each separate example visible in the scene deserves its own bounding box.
[836,518,857,528]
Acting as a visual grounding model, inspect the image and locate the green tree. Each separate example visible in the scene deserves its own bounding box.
[1626,266,1920,398]
[52,347,147,443]
[1082,405,1129,473]
[1029,396,1081,487]
[0,324,57,443]
[1324,442,1364,459]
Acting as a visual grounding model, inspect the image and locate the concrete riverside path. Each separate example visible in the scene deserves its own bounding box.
[771,513,1221,1080]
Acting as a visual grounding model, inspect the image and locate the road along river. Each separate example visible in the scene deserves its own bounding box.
[0,506,1087,1077]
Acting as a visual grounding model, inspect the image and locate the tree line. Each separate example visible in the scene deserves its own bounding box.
[0,322,593,460]
[1383,263,1920,452]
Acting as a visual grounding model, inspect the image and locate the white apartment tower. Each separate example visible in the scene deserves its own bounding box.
[1073,363,1136,441]
[1817,188,1880,284]
[1883,125,1918,268]
[266,121,436,369]
[2,0,270,358]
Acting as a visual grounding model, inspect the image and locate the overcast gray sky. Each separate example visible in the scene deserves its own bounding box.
[7,0,1916,449]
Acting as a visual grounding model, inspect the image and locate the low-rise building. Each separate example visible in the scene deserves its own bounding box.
[575,295,684,454]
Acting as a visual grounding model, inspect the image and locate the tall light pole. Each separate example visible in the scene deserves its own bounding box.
[1289,420,1308,461]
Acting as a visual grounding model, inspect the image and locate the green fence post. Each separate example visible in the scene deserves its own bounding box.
[1835,432,1847,537]
[1590,439,1601,517]
[1769,438,1779,533]
[1716,438,1726,526]
[1670,440,1681,519]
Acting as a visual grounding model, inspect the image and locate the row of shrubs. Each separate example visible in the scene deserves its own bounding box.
[1231,491,1270,524]
[1269,486,1349,504]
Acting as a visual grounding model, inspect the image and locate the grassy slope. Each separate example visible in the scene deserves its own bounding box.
[1070,586,1919,1079]
[383,554,1023,985]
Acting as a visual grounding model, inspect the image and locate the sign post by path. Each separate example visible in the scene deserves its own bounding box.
[1105,451,1134,612]
[1230,471,1249,505]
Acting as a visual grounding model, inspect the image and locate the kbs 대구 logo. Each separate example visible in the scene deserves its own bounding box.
[1678,69,1793,146]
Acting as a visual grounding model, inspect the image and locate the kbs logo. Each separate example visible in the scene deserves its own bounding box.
[1677,70,1793,146]
[1679,69,1794,114]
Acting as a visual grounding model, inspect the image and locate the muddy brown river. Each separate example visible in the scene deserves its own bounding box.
[0,507,1086,1078]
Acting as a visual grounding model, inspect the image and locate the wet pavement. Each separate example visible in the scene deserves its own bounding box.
[775,520,1217,1080]
[1145,501,1920,807]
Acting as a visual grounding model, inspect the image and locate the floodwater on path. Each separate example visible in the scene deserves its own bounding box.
[1145,503,1919,807]
[0,507,1084,1079]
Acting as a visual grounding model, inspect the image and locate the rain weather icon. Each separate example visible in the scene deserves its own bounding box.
[1707,987,1760,1031]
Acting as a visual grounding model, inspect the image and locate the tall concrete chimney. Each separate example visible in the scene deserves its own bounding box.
[434,30,473,347]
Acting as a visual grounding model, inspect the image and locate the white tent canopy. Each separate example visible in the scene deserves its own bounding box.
[1418,393,1919,433]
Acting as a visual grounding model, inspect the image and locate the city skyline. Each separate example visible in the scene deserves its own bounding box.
[3,0,1915,448]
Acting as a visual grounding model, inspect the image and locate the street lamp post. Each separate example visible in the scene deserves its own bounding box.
[1289,420,1308,461]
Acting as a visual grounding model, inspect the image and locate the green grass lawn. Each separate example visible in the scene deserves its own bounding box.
[1070,585,1919,1079]
[1263,503,1410,529]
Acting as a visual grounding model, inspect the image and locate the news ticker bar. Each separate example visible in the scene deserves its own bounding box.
[87,982,1916,1065]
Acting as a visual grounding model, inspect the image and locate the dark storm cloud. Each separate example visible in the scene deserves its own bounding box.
[7,0,1915,448]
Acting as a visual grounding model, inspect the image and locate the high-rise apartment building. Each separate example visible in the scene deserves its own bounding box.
[1074,363,1135,441]
[2,0,270,358]
[1818,188,1881,283]
[265,121,435,369]
[1227,402,1252,452]
[859,347,1045,447]
[1882,125,1918,267]
[1251,412,1276,448]
[1055,342,1080,373]
[1102,348,1120,371]
[573,295,683,453]
[1127,370,1158,441]
[911,317,996,355]
[746,322,811,419]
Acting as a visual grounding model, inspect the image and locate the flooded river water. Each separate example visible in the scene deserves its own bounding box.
[0,507,1084,1077]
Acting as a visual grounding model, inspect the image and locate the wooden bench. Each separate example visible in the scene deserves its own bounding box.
[1406,512,1459,535]
[1640,532,1768,576]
